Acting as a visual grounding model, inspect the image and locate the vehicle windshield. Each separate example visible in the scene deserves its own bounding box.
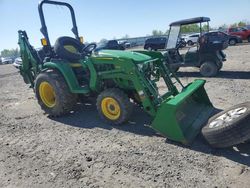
[166,25,180,49]
[242,27,248,31]
[96,41,107,48]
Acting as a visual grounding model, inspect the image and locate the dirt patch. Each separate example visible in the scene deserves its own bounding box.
[0,45,250,187]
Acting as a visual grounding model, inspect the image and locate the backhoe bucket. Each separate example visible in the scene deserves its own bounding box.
[151,79,214,145]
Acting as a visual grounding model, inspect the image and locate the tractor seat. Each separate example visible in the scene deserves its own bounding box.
[54,36,84,61]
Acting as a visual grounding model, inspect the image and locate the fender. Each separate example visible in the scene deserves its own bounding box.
[199,52,222,67]
[43,61,90,94]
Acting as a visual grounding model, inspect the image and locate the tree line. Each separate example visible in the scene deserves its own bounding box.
[0,48,20,59]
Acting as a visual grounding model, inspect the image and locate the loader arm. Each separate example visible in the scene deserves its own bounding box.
[18,30,41,87]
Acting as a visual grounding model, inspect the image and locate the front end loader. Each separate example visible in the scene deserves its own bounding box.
[17,0,215,145]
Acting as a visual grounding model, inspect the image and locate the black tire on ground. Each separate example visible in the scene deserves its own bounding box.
[187,41,193,46]
[54,36,83,61]
[96,88,133,125]
[217,61,223,70]
[248,36,250,43]
[147,46,152,51]
[200,62,219,77]
[202,102,250,148]
[229,39,237,46]
[35,70,77,117]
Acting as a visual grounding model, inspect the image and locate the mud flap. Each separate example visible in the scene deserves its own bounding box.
[151,79,215,145]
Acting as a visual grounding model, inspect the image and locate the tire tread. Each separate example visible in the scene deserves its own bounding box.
[202,102,250,148]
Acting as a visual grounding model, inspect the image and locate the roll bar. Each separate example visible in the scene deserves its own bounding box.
[38,0,80,48]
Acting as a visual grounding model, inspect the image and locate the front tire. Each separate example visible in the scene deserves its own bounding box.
[202,102,250,148]
[35,70,77,116]
[96,88,133,125]
[200,62,219,77]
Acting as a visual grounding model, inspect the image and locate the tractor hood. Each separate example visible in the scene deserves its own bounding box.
[95,50,152,63]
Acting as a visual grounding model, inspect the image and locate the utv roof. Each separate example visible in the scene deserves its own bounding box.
[170,17,210,26]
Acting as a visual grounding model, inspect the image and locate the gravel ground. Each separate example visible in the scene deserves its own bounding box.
[0,45,250,188]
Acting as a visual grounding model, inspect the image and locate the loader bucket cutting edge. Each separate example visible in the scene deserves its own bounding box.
[151,79,215,144]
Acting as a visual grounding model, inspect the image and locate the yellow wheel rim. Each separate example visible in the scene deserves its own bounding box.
[39,81,56,108]
[101,97,121,120]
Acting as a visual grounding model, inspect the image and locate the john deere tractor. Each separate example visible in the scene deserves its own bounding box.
[18,0,215,145]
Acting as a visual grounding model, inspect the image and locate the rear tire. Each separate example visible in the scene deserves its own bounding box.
[35,70,77,117]
[96,88,133,125]
[202,102,250,148]
[200,62,218,77]
[187,40,193,46]
[248,36,250,43]
[229,39,237,45]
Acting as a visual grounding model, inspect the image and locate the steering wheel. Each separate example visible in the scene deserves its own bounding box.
[176,39,185,50]
[82,43,97,55]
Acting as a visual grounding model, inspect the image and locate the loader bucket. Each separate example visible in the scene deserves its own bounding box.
[151,79,214,145]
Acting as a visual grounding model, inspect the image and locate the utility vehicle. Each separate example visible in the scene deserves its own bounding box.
[165,17,229,77]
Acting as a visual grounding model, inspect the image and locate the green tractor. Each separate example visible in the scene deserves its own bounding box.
[18,0,215,145]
